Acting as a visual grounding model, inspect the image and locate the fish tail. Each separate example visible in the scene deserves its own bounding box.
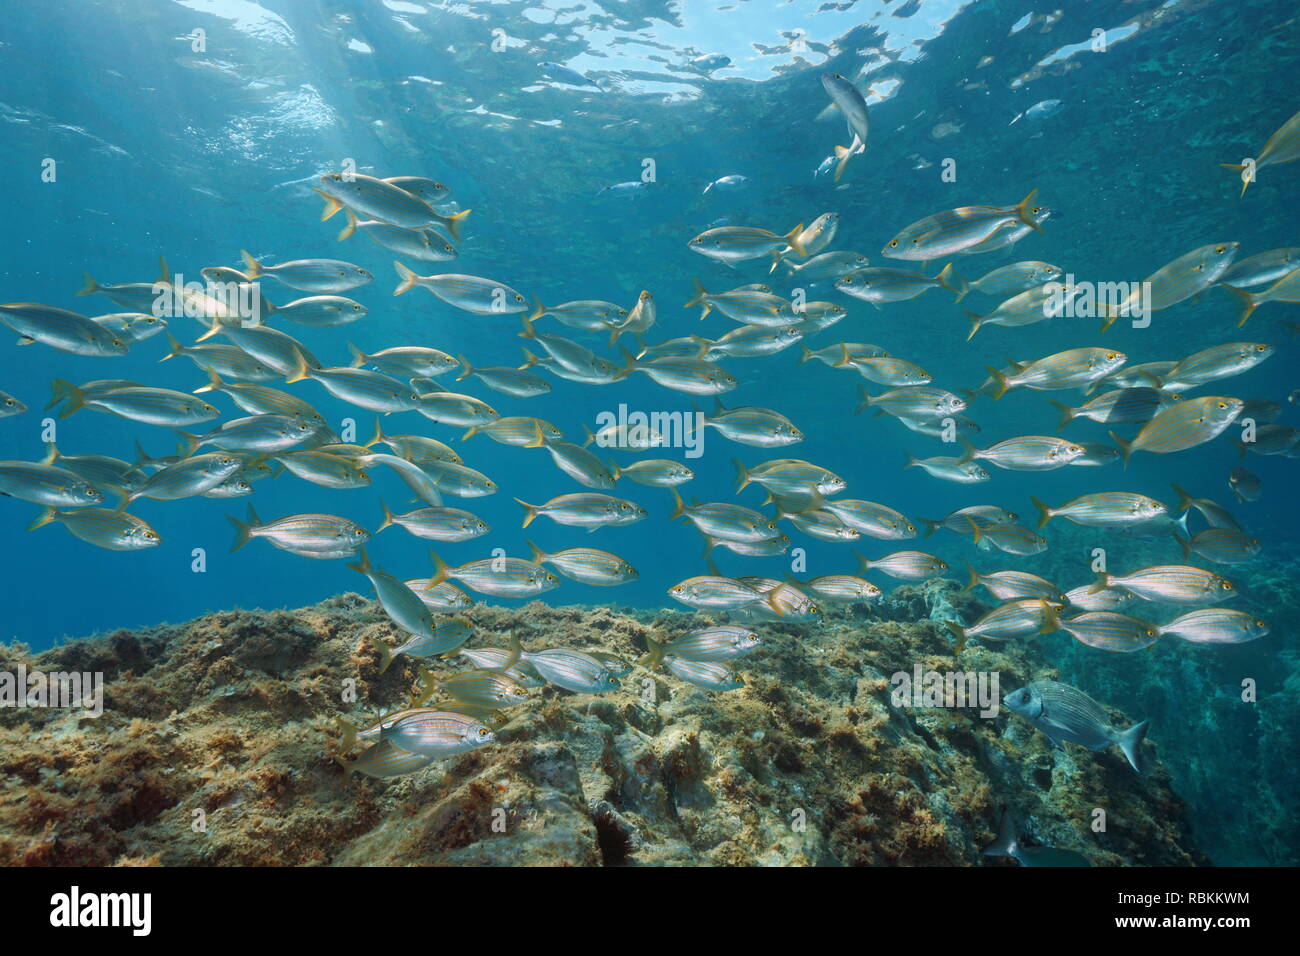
[346,342,367,368]
[518,347,540,369]
[75,272,100,296]
[313,187,344,222]
[426,550,450,586]
[615,346,638,381]
[1117,719,1149,773]
[580,423,596,449]
[1220,163,1251,197]
[982,809,1019,860]
[1175,530,1191,561]
[606,323,624,349]
[460,425,479,442]
[962,563,978,593]
[984,366,1010,401]
[964,310,984,342]
[1047,400,1074,431]
[365,415,384,449]
[854,551,872,577]
[375,640,394,675]
[798,345,813,364]
[518,315,536,339]
[1219,283,1257,328]
[337,206,358,240]
[1014,188,1041,230]
[1171,483,1193,514]
[227,504,257,553]
[239,249,262,279]
[965,515,984,544]
[1087,571,1112,595]
[392,261,419,296]
[1098,305,1121,333]
[514,498,539,528]
[285,349,312,384]
[1109,429,1133,468]
[783,223,807,258]
[903,452,919,470]
[40,443,58,466]
[444,208,471,242]
[955,437,977,464]
[669,487,686,521]
[732,458,751,492]
[193,368,224,395]
[333,717,358,753]
[832,144,853,183]
[527,298,545,322]
[936,263,969,301]
[944,621,968,655]
[1038,600,1061,635]
[50,379,85,417]
[684,278,711,320]
[639,636,667,670]
[1030,496,1053,530]
[854,384,873,415]
[160,331,185,362]
[27,507,58,532]
[377,499,394,533]
[916,518,937,538]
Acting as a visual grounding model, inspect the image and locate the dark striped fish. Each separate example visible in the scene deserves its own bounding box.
[1004,680,1148,772]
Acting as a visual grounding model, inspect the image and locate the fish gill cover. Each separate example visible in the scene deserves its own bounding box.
[0,0,1296,867]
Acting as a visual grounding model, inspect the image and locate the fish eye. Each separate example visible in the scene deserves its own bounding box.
[354,528,365,535]
[1031,206,1040,214]
[1215,245,1226,253]
[906,524,915,532]
[1256,619,1266,627]
[888,240,898,248]
[1217,401,1228,408]
[1222,581,1234,589]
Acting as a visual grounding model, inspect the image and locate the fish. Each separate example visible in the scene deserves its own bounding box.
[1182,528,1261,564]
[182,415,316,454]
[1222,108,1300,194]
[1157,608,1268,644]
[699,326,803,360]
[883,191,1044,261]
[528,299,628,331]
[194,371,324,425]
[967,261,1062,297]
[27,506,160,550]
[455,358,551,398]
[378,500,487,542]
[264,295,368,328]
[800,575,882,603]
[778,506,861,543]
[541,442,616,488]
[663,658,744,692]
[315,172,470,236]
[1032,492,1167,529]
[1230,422,1300,457]
[537,61,603,90]
[946,599,1060,653]
[1059,612,1160,653]
[1098,243,1239,331]
[38,445,144,492]
[607,290,656,345]
[1171,484,1240,529]
[610,459,694,487]
[1065,583,1137,612]
[415,667,530,709]
[526,541,638,586]
[428,552,559,598]
[789,213,840,258]
[0,390,27,417]
[412,390,501,428]
[969,522,1048,556]
[288,354,421,413]
[335,739,436,778]
[124,452,242,504]
[702,174,747,195]
[1093,565,1237,606]
[668,575,766,611]
[349,548,445,659]
[857,385,967,421]
[919,505,1016,537]
[1004,680,1148,772]
[834,266,964,305]
[0,461,103,507]
[1109,396,1244,464]
[338,211,458,262]
[349,343,459,378]
[92,312,167,343]
[162,336,280,382]
[1049,388,1171,429]
[228,505,369,556]
[393,264,529,314]
[858,550,948,581]
[735,458,844,498]
[75,258,171,312]
[240,250,372,293]
[964,282,1077,339]
[464,417,560,448]
[905,454,989,483]
[272,451,371,489]
[0,303,128,356]
[1228,467,1261,502]
[784,251,871,280]
[846,356,931,386]
[820,498,916,539]
[821,73,869,181]
[1218,247,1300,288]
[644,626,760,663]
[374,710,495,757]
[1153,342,1273,389]
[964,568,1063,603]
[986,349,1127,399]
[961,436,1084,471]
[515,492,645,530]
[687,224,806,269]
[701,401,802,447]
[631,356,737,395]
[404,578,474,612]
[518,647,621,695]
[51,381,219,425]
[670,489,780,542]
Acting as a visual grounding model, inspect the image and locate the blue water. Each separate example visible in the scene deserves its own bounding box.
[0,0,1296,648]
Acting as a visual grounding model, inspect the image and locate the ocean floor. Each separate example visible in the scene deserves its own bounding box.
[0,585,1207,866]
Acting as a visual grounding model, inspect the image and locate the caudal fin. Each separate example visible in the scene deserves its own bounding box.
[937,263,969,302]
[392,261,419,296]
[1219,283,1257,328]
[239,249,263,279]
[227,503,261,552]
[76,273,100,296]
[1108,429,1134,469]
[684,278,711,320]
[1014,188,1041,230]
[514,497,539,528]
[1117,719,1149,773]
[944,620,969,654]
[1047,399,1075,431]
[1030,496,1053,530]
[984,366,1011,401]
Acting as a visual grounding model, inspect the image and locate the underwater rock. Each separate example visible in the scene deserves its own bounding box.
[0,593,1207,866]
